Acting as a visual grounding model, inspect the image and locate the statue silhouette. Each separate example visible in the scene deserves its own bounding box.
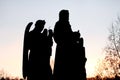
[22,20,53,80]
[53,9,87,80]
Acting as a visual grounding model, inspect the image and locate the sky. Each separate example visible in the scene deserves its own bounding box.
[0,0,120,78]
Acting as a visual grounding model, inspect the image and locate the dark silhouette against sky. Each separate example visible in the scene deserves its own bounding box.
[53,9,87,80]
[23,9,87,80]
[23,20,53,80]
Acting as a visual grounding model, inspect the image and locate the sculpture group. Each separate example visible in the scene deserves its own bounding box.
[23,9,87,80]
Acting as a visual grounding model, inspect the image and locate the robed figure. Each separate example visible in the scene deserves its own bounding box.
[53,9,87,80]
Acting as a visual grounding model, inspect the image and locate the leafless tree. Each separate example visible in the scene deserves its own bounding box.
[104,16,120,76]
[95,16,120,78]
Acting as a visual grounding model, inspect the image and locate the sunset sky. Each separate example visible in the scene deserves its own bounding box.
[0,0,120,78]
